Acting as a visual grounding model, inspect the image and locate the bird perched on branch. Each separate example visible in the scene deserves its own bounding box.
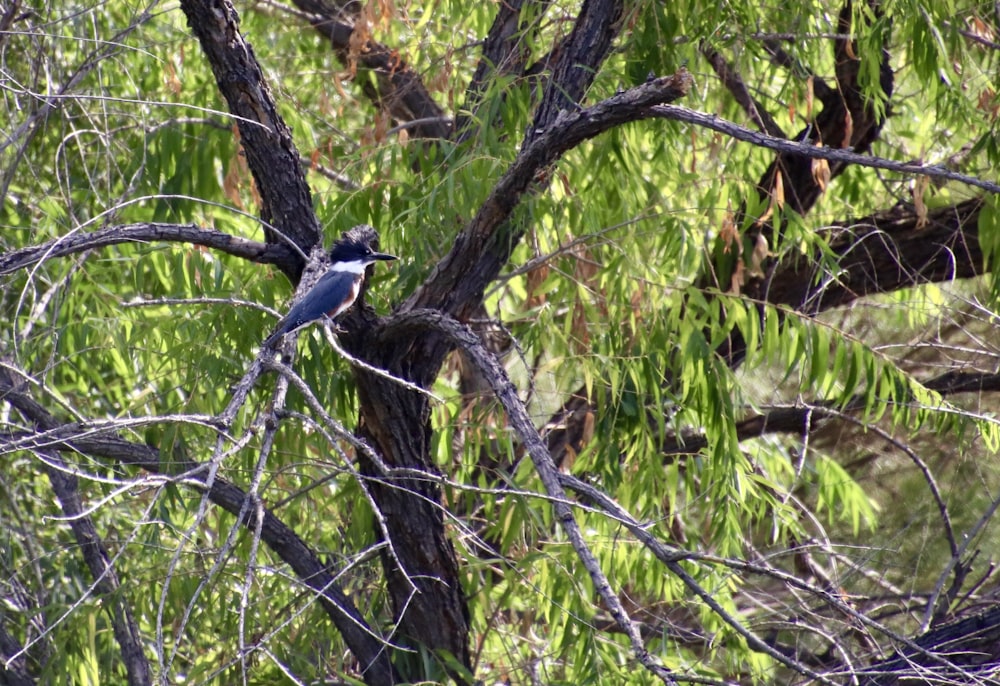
[264,233,397,347]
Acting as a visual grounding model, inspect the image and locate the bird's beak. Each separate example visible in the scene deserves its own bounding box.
[372,252,397,261]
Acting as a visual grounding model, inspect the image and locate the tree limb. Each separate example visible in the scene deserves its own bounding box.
[0,222,297,276]
[649,105,999,194]
[282,0,450,140]
[527,0,625,143]
[455,0,543,144]
[0,622,33,686]
[179,0,322,274]
[701,42,786,138]
[860,606,1000,685]
[751,199,985,316]
[404,69,695,321]
[661,370,1000,454]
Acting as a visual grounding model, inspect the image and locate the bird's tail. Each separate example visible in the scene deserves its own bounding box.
[263,322,288,348]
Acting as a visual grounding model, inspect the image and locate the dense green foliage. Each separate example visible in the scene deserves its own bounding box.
[2,0,999,684]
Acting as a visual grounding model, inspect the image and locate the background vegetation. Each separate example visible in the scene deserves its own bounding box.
[2,0,1000,684]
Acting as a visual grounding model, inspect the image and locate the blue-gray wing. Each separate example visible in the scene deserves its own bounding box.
[264,270,357,346]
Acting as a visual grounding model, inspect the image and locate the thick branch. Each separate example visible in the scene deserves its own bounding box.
[0,223,296,276]
[528,0,624,142]
[547,198,987,468]
[0,622,33,686]
[0,367,399,686]
[455,0,540,144]
[755,1,893,219]
[750,199,984,315]
[179,0,321,276]
[861,606,1000,685]
[405,70,694,322]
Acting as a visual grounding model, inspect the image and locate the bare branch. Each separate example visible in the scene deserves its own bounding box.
[0,222,296,276]
[0,2,159,206]
[650,105,999,194]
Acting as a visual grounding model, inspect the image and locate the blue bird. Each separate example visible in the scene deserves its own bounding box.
[264,234,396,347]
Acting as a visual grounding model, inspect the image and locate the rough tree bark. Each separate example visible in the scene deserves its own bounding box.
[180,0,320,275]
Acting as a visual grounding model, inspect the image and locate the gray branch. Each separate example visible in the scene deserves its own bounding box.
[377,309,680,685]
[651,104,1000,194]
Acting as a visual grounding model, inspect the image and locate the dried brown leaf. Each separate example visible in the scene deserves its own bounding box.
[811,154,831,192]
[749,232,769,277]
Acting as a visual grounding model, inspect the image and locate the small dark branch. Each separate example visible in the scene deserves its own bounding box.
[0,222,297,276]
[404,69,694,319]
[0,622,34,686]
[0,365,399,686]
[41,455,152,686]
[379,309,680,685]
[701,43,786,138]
[527,0,625,143]
[648,108,998,194]
[784,0,893,216]
[956,25,1000,51]
[475,0,536,81]
[179,0,321,276]
[288,0,450,140]
[455,0,548,144]
[760,39,835,100]
[299,155,361,191]
[920,368,1000,395]
[924,488,1000,633]
[0,0,23,44]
